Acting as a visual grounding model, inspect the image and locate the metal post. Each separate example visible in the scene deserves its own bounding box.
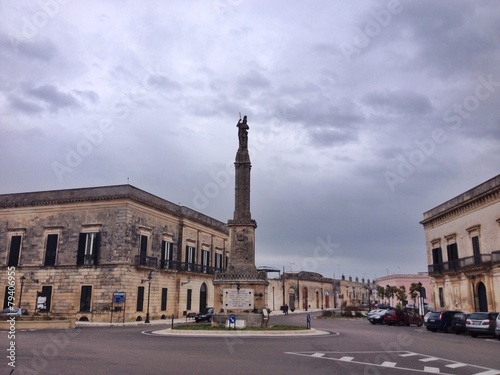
[142,271,153,324]
[18,275,26,308]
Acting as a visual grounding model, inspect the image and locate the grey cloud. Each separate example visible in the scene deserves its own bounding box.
[73,90,99,104]
[8,96,44,114]
[27,84,80,111]
[362,90,433,115]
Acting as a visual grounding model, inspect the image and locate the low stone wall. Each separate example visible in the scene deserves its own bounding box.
[212,312,265,328]
[0,319,75,330]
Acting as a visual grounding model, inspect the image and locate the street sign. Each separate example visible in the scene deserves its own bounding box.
[113,292,126,303]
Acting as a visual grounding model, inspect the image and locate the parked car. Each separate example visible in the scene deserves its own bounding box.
[367,309,384,318]
[466,312,498,338]
[423,311,432,325]
[384,309,423,326]
[194,307,214,323]
[0,307,28,318]
[450,312,468,334]
[368,309,387,324]
[495,313,500,340]
[426,310,463,333]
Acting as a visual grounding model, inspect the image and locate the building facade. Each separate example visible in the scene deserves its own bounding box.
[0,185,229,322]
[266,272,375,312]
[420,174,500,312]
[374,273,430,308]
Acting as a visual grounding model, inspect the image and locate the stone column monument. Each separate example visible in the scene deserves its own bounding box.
[212,115,269,328]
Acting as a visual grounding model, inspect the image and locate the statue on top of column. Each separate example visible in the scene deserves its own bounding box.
[237,115,249,149]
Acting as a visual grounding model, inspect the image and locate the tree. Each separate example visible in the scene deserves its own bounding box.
[396,285,407,307]
[376,285,385,303]
[409,283,420,306]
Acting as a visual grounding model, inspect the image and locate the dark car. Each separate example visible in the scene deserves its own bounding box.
[466,312,498,338]
[426,310,463,333]
[384,309,423,326]
[368,309,387,324]
[450,312,468,334]
[194,307,214,323]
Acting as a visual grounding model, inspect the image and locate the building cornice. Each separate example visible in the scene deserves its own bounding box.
[0,184,228,233]
[420,174,500,228]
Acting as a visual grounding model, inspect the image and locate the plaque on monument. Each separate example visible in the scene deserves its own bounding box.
[223,288,254,310]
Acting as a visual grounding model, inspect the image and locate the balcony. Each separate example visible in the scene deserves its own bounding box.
[492,250,500,264]
[134,255,158,268]
[155,259,225,275]
[428,253,494,276]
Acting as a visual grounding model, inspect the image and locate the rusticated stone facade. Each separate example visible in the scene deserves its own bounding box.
[0,185,229,322]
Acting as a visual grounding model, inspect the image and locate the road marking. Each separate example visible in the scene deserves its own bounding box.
[423,366,440,373]
[446,363,467,369]
[339,356,354,362]
[420,357,439,362]
[311,353,325,358]
[381,361,397,367]
[400,351,419,357]
[285,351,500,375]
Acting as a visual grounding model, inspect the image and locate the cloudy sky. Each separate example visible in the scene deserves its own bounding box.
[1,0,499,281]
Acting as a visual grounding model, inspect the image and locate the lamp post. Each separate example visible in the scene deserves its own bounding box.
[141,271,153,324]
[18,275,26,308]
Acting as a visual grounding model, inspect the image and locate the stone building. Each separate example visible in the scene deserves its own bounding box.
[0,185,228,322]
[267,271,334,312]
[420,174,500,312]
[266,272,374,312]
[334,274,375,309]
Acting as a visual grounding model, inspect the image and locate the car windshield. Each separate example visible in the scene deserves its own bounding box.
[468,312,489,320]
[427,312,441,319]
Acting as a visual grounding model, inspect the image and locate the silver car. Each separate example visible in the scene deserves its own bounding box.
[466,312,498,338]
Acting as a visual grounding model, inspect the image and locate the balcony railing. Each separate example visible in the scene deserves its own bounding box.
[492,250,500,264]
[428,253,494,275]
[134,255,158,268]
[136,257,225,274]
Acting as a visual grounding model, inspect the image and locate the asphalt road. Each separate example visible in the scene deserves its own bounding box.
[2,312,499,375]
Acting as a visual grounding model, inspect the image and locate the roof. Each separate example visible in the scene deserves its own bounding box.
[0,184,228,232]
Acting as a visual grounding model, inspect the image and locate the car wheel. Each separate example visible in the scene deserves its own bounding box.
[370,321,376,325]
[431,329,437,332]
[445,325,453,334]
[471,333,478,338]
[417,321,422,327]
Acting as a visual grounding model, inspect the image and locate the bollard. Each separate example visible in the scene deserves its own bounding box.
[171,314,174,329]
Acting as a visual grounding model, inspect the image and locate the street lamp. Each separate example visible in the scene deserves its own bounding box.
[18,275,26,308]
[141,271,153,324]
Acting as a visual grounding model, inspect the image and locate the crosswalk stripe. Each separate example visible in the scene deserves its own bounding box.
[423,366,440,373]
[339,356,354,362]
[381,362,397,367]
[446,363,467,368]
[311,353,325,358]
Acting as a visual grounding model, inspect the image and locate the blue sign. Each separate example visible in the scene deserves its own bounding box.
[113,292,126,303]
[229,314,236,324]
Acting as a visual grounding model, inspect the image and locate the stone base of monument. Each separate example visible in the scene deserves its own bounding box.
[211,312,264,328]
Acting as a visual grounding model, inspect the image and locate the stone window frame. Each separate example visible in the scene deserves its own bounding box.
[78,224,102,266]
[160,234,174,269]
[466,225,481,258]
[43,226,63,266]
[6,228,26,267]
[137,226,153,258]
[444,233,458,262]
